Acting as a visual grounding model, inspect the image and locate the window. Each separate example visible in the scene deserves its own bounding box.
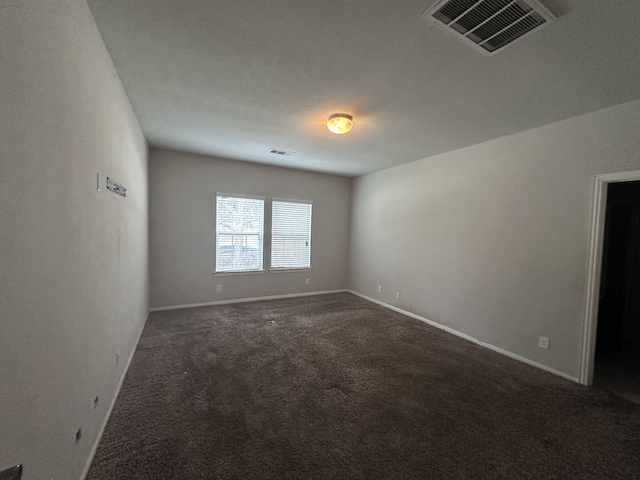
[271,200,312,270]
[216,194,264,273]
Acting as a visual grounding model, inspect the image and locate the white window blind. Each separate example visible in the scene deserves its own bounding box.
[271,200,312,269]
[216,195,264,272]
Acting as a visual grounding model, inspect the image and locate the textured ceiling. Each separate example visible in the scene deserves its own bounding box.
[87,0,640,177]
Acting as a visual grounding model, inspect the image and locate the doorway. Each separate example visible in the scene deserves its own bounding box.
[581,170,640,391]
[592,180,640,402]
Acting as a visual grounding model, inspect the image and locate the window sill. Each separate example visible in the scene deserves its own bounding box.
[269,267,312,273]
[214,269,265,277]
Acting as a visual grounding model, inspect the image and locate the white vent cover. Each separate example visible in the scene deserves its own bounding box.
[423,0,555,55]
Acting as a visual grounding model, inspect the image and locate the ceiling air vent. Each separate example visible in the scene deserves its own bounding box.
[423,0,555,55]
[269,149,296,157]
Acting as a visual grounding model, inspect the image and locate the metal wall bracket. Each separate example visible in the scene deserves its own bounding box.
[106,177,127,197]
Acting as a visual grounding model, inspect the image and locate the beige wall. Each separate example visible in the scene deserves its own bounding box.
[0,2,149,479]
[149,148,350,308]
[349,99,640,380]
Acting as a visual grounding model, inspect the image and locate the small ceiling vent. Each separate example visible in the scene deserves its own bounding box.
[423,0,555,55]
[269,149,296,157]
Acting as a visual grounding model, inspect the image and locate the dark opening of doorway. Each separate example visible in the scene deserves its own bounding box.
[594,180,640,403]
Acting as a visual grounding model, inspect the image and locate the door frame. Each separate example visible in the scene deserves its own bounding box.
[580,169,640,385]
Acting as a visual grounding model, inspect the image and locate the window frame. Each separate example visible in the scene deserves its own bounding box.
[269,198,313,272]
[215,193,266,275]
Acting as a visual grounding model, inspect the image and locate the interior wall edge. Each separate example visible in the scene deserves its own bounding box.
[1,1,150,478]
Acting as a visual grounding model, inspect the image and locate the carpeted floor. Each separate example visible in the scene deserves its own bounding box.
[87,293,640,479]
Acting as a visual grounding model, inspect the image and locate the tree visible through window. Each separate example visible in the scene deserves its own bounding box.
[271,200,312,269]
[216,195,264,272]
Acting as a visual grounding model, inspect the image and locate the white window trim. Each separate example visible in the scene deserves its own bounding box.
[269,267,312,273]
[215,193,265,274]
[270,198,313,270]
[217,192,266,200]
[214,269,265,277]
[271,197,313,204]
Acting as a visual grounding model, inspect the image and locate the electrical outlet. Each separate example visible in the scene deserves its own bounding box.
[539,336,550,350]
[305,278,310,285]
[216,285,222,292]
[395,292,400,299]
[377,285,382,293]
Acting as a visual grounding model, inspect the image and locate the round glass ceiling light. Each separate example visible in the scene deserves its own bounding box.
[327,113,354,135]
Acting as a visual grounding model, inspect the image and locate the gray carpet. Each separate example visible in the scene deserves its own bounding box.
[87,293,640,479]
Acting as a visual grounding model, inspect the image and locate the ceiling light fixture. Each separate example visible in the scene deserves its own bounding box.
[327,113,354,135]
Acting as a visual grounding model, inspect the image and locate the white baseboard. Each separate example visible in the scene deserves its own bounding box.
[80,315,147,480]
[347,290,579,383]
[149,289,348,312]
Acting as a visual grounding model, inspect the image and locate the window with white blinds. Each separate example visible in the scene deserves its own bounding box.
[216,195,264,272]
[271,200,312,270]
